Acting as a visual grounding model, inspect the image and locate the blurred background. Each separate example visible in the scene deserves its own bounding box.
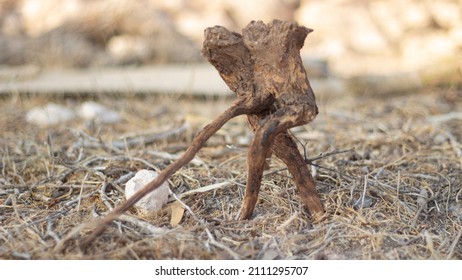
[0,0,461,94]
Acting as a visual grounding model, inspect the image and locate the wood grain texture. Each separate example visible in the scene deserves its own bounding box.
[81,20,324,247]
[203,20,323,220]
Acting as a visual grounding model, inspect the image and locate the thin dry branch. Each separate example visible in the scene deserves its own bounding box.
[169,189,242,259]
[78,96,272,247]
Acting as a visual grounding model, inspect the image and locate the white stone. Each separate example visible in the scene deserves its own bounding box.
[125,169,169,213]
[26,103,76,126]
[77,101,121,124]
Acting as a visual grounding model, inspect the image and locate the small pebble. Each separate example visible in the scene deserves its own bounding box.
[449,202,462,220]
[353,195,373,209]
[26,103,75,126]
[125,169,169,213]
[433,133,448,144]
[77,101,122,124]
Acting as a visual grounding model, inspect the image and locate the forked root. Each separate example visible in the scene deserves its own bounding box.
[77,20,326,248]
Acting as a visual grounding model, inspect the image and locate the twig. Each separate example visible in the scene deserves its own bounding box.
[117,214,168,236]
[70,123,190,151]
[445,131,462,170]
[99,173,167,236]
[296,137,355,178]
[305,148,355,163]
[64,191,98,207]
[111,123,190,149]
[100,181,115,211]
[31,155,147,194]
[11,252,31,260]
[178,181,233,199]
[169,189,242,260]
[447,226,462,259]
[359,175,368,209]
[264,148,355,179]
[76,173,89,212]
[70,129,121,153]
[114,171,137,186]
[277,211,299,231]
[411,191,439,228]
[44,216,61,244]
[54,222,89,252]
[427,112,462,123]
[310,162,355,180]
[78,96,271,247]
[147,150,204,167]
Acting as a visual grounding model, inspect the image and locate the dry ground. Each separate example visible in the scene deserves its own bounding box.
[1,87,461,259]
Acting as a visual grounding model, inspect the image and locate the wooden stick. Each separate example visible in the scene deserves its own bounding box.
[79,96,272,247]
[273,133,324,218]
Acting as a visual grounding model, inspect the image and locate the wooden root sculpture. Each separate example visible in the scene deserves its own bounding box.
[81,20,324,246]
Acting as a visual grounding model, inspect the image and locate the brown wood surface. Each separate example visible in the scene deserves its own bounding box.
[80,20,324,247]
[203,20,323,219]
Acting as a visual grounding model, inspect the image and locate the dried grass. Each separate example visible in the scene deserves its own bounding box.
[1,88,461,259]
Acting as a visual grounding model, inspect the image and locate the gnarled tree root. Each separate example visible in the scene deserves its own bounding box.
[79,20,324,248]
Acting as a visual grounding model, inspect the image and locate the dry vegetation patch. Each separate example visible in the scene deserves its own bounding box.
[1,89,461,259]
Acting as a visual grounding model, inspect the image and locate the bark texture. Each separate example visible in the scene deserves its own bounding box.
[80,20,323,247]
[202,20,323,219]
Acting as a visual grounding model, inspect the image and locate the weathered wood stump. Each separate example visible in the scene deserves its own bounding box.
[80,20,324,246]
[203,20,324,219]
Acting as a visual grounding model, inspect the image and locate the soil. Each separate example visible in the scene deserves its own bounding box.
[0,87,461,259]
